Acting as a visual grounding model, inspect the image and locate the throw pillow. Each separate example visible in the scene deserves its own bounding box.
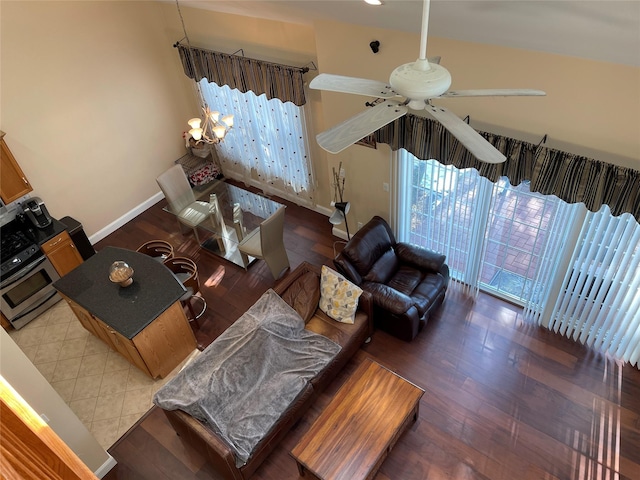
[319,265,363,324]
[279,271,320,323]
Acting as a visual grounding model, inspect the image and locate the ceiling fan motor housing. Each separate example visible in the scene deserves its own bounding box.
[389,61,452,109]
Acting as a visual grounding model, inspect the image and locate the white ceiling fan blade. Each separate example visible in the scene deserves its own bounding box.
[441,89,546,97]
[317,100,408,154]
[425,104,506,164]
[309,73,398,98]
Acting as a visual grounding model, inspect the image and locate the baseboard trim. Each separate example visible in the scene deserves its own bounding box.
[331,226,349,240]
[94,454,117,478]
[89,192,164,245]
[315,205,333,217]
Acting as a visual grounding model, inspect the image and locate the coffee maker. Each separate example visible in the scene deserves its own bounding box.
[23,196,52,228]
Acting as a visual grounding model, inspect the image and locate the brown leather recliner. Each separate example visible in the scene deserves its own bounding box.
[333,216,449,341]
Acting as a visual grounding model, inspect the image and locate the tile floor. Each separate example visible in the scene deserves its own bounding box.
[8,299,198,450]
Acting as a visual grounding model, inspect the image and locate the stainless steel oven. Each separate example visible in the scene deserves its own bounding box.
[1,255,61,329]
[0,221,61,330]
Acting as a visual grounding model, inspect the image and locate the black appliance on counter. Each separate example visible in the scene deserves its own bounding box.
[23,196,53,229]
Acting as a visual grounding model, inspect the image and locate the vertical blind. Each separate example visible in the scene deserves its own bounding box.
[396,151,493,296]
[398,149,640,368]
[545,208,640,366]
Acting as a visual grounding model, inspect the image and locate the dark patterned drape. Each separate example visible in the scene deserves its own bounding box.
[531,148,640,220]
[373,113,640,221]
[176,44,307,106]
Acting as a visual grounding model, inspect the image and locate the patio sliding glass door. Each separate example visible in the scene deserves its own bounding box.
[395,149,569,303]
[395,149,640,367]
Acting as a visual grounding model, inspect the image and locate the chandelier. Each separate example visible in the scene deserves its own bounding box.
[187,106,233,145]
[176,0,234,147]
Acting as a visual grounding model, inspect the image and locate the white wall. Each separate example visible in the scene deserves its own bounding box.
[1,1,193,236]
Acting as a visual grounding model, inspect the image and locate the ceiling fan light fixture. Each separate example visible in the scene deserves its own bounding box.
[389,62,451,102]
[309,0,544,164]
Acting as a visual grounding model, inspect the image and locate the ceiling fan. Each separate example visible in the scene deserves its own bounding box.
[309,0,546,164]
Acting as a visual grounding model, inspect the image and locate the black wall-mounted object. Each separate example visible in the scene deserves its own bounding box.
[370,40,380,54]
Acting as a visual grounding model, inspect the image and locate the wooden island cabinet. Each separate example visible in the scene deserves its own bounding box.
[64,297,193,378]
[0,132,33,204]
[54,247,196,379]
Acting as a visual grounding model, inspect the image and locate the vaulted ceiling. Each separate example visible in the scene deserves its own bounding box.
[179,0,640,66]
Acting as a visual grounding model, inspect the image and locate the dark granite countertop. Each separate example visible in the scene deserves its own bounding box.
[21,217,67,246]
[53,246,186,339]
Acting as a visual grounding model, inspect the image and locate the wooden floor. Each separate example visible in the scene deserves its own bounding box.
[100,183,640,480]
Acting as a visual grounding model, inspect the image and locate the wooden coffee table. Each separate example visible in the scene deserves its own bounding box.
[291,358,424,480]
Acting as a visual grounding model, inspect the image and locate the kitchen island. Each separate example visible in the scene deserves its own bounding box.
[53,246,197,378]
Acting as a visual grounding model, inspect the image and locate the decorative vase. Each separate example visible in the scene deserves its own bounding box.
[190,144,211,158]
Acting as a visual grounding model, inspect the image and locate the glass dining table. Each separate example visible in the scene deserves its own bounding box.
[163,179,284,268]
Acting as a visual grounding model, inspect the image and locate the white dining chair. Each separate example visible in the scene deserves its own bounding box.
[156,165,212,244]
[237,205,290,280]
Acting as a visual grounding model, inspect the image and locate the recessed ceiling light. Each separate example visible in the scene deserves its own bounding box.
[364,0,383,5]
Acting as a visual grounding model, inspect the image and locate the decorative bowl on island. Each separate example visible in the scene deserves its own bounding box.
[109,261,134,287]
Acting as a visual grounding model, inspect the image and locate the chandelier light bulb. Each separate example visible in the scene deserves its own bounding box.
[189,128,203,141]
[187,118,201,129]
[209,111,220,122]
[221,114,234,128]
[212,125,226,138]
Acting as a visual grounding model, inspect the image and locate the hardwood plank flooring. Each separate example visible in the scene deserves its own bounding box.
[99,182,640,480]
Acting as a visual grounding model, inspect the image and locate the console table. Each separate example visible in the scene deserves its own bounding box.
[53,247,197,378]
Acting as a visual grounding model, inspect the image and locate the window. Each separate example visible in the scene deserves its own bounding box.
[396,150,564,301]
[396,149,640,366]
[480,178,563,302]
[198,80,314,205]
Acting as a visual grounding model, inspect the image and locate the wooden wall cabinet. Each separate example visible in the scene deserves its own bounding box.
[63,297,195,379]
[1,312,11,331]
[41,231,83,277]
[0,134,33,204]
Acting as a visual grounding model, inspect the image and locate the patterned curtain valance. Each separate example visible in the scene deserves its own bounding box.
[373,113,640,221]
[176,44,307,106]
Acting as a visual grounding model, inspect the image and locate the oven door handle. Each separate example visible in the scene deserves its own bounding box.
[0,255,47,289]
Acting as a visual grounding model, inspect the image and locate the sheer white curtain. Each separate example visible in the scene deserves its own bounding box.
[199,80,314,205]
[227,188,280,219]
